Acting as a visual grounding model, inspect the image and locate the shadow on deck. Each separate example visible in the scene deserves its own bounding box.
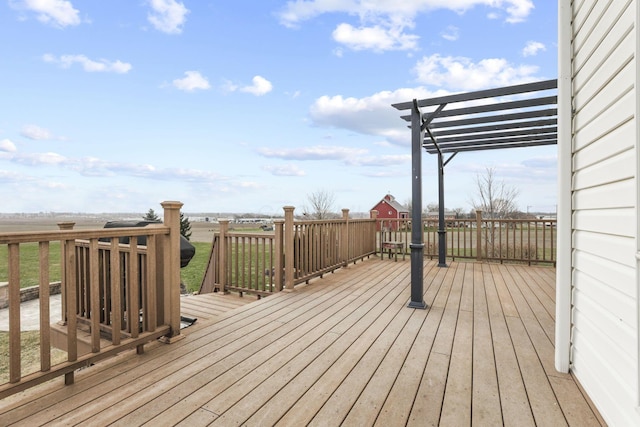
[0,259,605,426]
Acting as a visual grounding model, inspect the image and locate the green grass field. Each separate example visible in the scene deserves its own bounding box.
[180,241,212,293]
[0,242,62,287]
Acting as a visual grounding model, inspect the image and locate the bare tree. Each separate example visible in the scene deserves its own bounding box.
[303,189,336,220]
[470,167,520,257]
[404,198,412,213]
[470,167,519,219]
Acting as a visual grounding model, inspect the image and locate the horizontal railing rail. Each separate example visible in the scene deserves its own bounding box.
[291,217,377,286]
[0,201,183,399]
[377,211,556,265]
[199,208,377,295]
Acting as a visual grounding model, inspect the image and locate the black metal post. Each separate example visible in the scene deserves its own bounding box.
[408,100,427,309]
[437,151,447,267]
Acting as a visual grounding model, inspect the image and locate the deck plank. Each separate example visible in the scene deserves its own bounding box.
[471,263,502,426]
[269,266,413,426]
[5,280,331,424]
[484,263,536,427]
[506,315,568,426]
[121,261,401,426]
[504,265,562,379]
[406,262,466,426]
[373,264,454,426]
[549,375,604,427]
[439,262,475,425]
[0,259,606,427]
[86,263,398,426]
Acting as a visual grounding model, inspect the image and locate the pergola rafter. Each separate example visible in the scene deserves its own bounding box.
[392,79,558,309]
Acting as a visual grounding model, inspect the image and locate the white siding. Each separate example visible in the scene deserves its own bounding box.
[568,0,640,425]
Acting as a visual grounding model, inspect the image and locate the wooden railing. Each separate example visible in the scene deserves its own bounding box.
[377,210,556,265]
[0,201,183,399]
[200,207,377,295]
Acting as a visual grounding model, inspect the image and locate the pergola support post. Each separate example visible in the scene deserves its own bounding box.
[408,100,427,310]
[437,151,447,267]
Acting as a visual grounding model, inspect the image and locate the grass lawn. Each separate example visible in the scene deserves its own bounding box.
[0,242,62,288]
[180,241,212,293]
[0,331,67,384]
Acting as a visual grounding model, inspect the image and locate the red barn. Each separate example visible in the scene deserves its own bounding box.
[370,194,409,231]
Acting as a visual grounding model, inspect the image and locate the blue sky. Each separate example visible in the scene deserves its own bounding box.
[0,0,558,215]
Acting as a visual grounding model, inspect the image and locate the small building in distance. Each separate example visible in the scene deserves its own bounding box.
[370,194,409,231]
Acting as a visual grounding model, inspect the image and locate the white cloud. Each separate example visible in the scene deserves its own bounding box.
[0,169,24,182]
[43,54,132,74]
[263,164,306,176]
[4,149,227,183]
[13,151,67,166]
[240,76,273,96]
[10,0,81,28]
[441,25,459,41]
[147,0,189,34]
[21,124,52,140]
[278,0,534,51]
[346,154,411,167]
[412,53,540,90]
[0,139,17,152]
[308,86,443,144]
[258,145,368,161]
[522,41,546,57]
[332,23,418,52]
[502,0,534,23]
[172,71,211,92]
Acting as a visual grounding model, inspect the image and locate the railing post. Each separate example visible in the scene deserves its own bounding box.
[475,210,482,261]
[274,220,284,291]
[57,222,75,325]
[342,208,349,266]
[160,201,183,342]
[370,210,379,254]
[218,219,229,293]
[283,206,295,291]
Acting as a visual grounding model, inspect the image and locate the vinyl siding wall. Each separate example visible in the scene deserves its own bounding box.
[569,0,639,425]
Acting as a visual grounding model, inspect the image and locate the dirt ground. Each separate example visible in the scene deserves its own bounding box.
[0,216,219,243]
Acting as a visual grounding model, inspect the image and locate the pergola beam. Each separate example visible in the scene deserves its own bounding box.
[428,108,557,129]
[431,119,556,137]
[432,127,557,144]
[392,78,557,110]
[399,95,558,122]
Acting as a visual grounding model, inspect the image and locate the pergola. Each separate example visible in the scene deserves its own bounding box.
[392,79,558,309]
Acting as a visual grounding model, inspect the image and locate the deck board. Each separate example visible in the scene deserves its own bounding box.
[471,263,502,426]
[0,259,606,426]
[483,263,536,427]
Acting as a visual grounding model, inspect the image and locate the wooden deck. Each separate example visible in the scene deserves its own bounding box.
[0,259,605,426]
[179,292,257,326]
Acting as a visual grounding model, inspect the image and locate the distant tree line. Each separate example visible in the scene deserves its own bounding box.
[143,208,192,240]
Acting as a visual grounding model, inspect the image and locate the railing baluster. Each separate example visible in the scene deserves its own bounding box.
[146,235,157,331]
[110,239,121,345]
[64,238,77,385]
[39,241,51,372]
[128,237,139,339]
[8,243,21,383]
[89,238,100,353]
